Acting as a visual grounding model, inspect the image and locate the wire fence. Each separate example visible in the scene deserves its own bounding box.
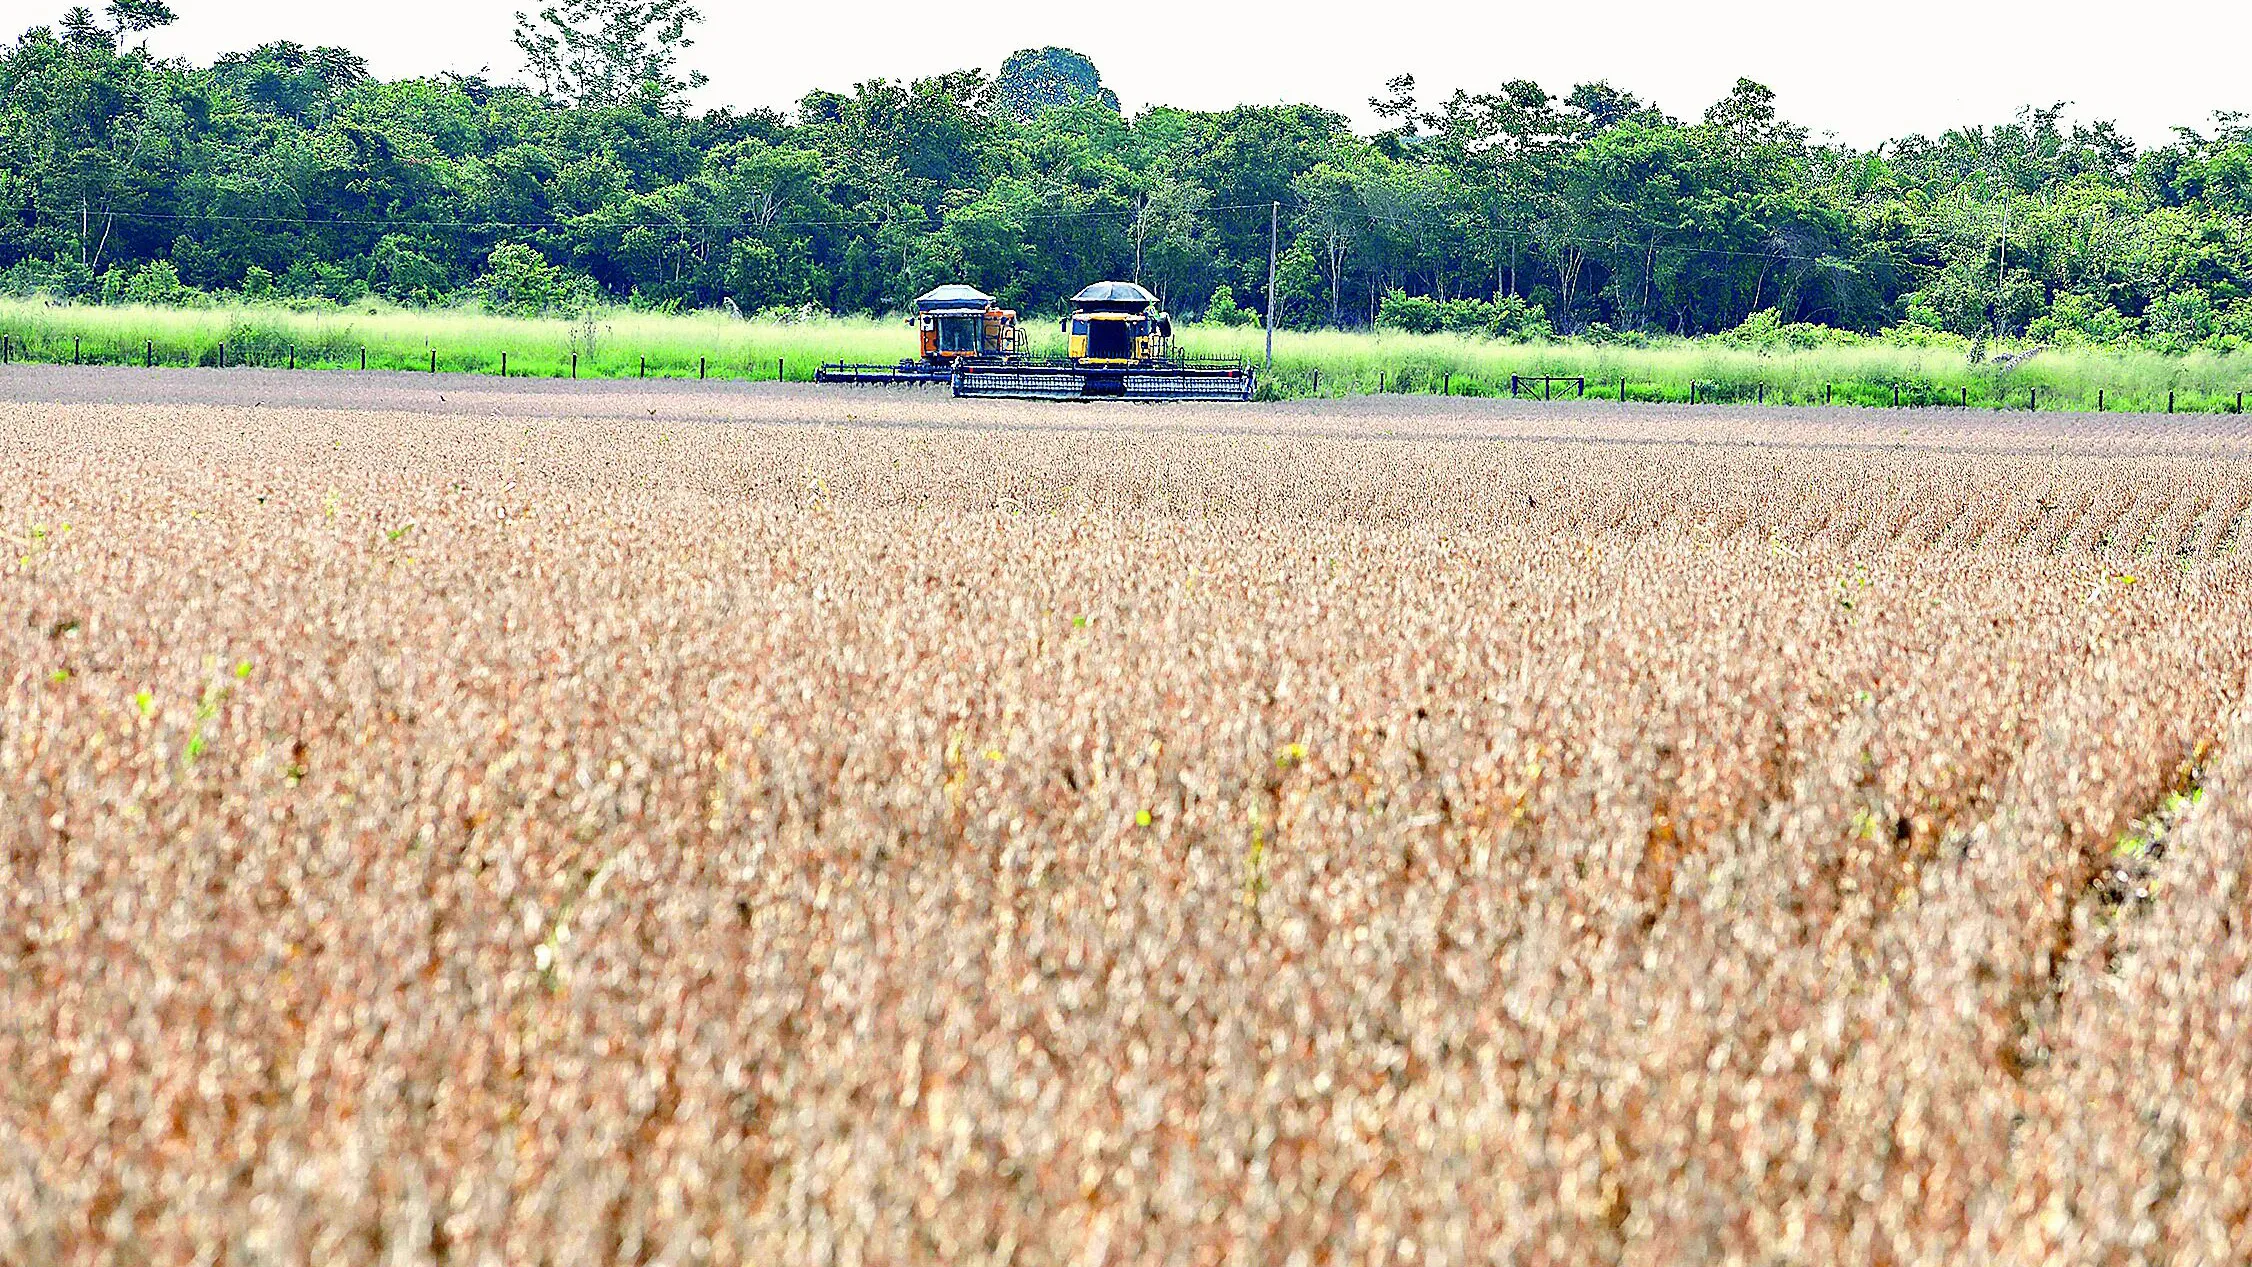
[2,329,2247,414]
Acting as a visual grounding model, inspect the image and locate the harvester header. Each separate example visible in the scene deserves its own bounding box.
[951,281,1255,401]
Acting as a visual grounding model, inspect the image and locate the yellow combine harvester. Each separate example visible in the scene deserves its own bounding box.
[951,281,1256,401]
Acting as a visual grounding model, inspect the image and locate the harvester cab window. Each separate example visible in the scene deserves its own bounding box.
[1087,320,1132,360]
[935,315,981,353]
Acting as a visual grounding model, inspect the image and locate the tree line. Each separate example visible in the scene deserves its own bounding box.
[4,0,2250,350]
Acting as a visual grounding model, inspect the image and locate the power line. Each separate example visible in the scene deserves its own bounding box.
[24,199,1287,234]
[29,195,1859,272]
[1327,198,1858,266]
[21,181,1870,283]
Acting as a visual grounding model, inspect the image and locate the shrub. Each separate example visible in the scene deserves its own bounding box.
[1203,284,1254,327]
[104,259,205,307]
[1377,290,1553,341]
[279,258,371,305]
[474,243,599,318]
[1721,308,1862,350]
[2146,290,2218,354]
[370,236,450,307]
[1376,290,1443,334]
[1,255,99,302]
[2027,292,2133,347]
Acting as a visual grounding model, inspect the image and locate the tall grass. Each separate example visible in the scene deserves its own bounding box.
[5,298,2250,412]
[0,301,922,380]
[1188,325,2252,412]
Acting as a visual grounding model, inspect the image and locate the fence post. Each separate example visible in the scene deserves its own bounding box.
[2098,388,2104,411]
[700,356,706,380]
[1311,367,1320,393]
[1756,381,1764,405]
[2168,390,2175,414]
[2028,386,2036,410]
[1,334,8,364]
[219,342,226,368]
[1690,382,1697,405]
[145,340,153,368]
[1443,371,1450,395]
[570,353,577,379]
[1892,385,1899,408]
[431,349,438,374]
[501,351,507,377]
[360,347,367,371]
[1380,370,1387,393]
[289,346,295,371]
[640,355,646,379]
[777,357,785,381]
[1509,374,1517,398]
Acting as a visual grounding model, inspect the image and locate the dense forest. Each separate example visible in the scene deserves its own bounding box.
[4,0,2251,349]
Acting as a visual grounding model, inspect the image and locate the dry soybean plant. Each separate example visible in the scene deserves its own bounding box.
[4,386,2252,1265]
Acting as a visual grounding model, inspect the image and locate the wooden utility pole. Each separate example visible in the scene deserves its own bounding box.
[1265,200,1279,370]
[1995,196,2009,337]
[1133,192,1145,284]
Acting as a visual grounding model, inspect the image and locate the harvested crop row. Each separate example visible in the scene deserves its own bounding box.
[4,388,2250,1264]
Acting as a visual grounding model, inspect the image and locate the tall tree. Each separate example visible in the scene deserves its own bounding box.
[104,0,175,42]
[992,48,1118,123]
[513,0,706,110]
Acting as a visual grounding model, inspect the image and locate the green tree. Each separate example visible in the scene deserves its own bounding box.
[992,48,1118,123]
[513,0,706,110]
[476,242,598,314]
[104,0,174,43]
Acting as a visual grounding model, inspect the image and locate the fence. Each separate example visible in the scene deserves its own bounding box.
[0,333,813,383]
[2,332,2246,415]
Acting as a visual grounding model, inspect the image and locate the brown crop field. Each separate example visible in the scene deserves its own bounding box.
[6,369,2252,1264]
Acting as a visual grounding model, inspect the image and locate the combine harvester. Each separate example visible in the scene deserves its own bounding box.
[815,284,1021,384]
[951,282,1256,401]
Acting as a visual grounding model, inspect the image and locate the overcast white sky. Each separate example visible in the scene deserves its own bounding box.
[7,0,2247,147]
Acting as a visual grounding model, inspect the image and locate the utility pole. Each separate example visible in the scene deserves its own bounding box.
[1265,200,1279,370]
[1133,192,1145,284]
[1995,195,2009,338]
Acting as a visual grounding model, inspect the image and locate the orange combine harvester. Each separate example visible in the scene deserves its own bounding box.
[814,284,1021,384]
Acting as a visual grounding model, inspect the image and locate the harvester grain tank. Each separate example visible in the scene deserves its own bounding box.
[815,284,1021,384]
[950,281,1256,401]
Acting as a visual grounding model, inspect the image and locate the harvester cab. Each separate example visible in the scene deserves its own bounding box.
[952,281,1256,401]
[917,284,1019,363]
[815,284,1020,384]
[1063,280,1173,364]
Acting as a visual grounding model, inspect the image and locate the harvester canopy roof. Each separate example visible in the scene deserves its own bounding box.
[1069,280,1158,311]
[914,284,996,313]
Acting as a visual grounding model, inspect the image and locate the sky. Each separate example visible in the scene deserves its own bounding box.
[6,0,2248,148]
